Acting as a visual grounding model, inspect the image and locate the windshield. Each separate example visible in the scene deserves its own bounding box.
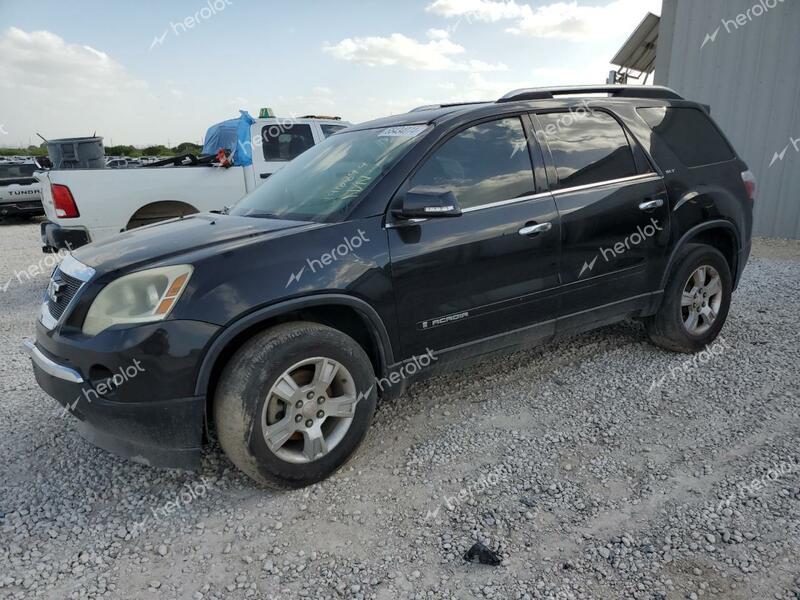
[231,125,428,222]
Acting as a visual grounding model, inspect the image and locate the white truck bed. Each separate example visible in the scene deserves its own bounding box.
[37,116,349,251]
[40,166,249,244]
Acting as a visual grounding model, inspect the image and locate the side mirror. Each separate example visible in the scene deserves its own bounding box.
[395,187,462,219]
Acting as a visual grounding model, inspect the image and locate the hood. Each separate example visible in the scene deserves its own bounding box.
[73,213,314,273]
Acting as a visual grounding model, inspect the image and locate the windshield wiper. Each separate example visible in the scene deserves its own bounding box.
[246,211,285,220]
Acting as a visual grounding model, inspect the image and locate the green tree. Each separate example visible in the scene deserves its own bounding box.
[172,142,202,155]
[105,145,137,156]
[141,145,171,156]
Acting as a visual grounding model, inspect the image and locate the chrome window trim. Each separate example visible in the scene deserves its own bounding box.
[550,173,662,196]
[384,173,662,228]
[385,192,552,228]
[461,191,552,213]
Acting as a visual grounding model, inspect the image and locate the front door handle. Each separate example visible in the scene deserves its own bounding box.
[518,222,552,236]
[639,198,664,211]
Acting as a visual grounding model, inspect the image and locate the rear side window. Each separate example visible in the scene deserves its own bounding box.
[261,124,315,161]
[637,107,735,167]
[537,111,637,188]
[409,117,534,210]
[321,124,347,138]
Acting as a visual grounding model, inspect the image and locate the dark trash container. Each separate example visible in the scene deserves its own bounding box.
[46,136,105,169]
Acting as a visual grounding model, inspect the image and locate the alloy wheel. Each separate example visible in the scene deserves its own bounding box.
[261,357,359,464]
[681,265,723,335]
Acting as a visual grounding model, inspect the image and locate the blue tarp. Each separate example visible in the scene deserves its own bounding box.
[201,110,256,166]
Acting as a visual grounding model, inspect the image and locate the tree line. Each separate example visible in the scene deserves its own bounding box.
[0,142,203,158]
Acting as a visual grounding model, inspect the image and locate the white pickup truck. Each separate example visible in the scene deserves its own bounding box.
[38,115,349,251]
[0,161,44,218]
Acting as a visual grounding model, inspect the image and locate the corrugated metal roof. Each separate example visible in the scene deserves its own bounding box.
[611,12,660,74]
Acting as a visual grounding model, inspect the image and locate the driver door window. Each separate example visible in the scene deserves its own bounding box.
[409,117,535,210]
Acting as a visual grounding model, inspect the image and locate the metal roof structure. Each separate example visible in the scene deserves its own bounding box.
[611,12,660,75]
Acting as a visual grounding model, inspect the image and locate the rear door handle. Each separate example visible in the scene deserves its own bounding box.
[639,198,664,211]
[518,222,552,236]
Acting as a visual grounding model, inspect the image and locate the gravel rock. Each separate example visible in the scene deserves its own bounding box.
[1,222,799,599]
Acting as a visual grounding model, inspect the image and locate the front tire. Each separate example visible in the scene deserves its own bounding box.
[645,244,732,353]
[214,322,377,488]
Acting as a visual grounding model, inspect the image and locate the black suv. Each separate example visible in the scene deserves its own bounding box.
[25,85,754,487]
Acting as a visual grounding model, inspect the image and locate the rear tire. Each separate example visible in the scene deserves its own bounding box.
[645,244,732,353]
[214,322,377,488]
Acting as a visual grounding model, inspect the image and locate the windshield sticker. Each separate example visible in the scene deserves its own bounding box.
[323,162,373,203]
[378,125,427,138]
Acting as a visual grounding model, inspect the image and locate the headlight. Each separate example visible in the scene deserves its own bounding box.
[82,265,193,336]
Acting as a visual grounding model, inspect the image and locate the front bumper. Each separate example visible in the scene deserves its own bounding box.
[41,220,91,253]
[0,200,44,217]
[24,319,221,469]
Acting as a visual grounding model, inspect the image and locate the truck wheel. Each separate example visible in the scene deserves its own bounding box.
[126,201,198,230]
[214,322,377,488]
[645,244,732,353]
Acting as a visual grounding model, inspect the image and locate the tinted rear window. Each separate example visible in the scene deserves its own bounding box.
[637,107,735,167]
[537,111,637,188]
[0,164,36,179]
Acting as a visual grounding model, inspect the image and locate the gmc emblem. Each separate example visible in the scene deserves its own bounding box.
[47,278,65,303]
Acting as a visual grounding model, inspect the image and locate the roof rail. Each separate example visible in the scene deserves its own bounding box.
[300,115,341,120]
[409,105,440,113]
[497,85,683,103]
[408,101,490,113]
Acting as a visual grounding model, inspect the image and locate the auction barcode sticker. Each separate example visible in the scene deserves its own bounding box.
[378,125,428,138]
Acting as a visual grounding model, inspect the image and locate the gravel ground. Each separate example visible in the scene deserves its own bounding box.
[1,218,799,600]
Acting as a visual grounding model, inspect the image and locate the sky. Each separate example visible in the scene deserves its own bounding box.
[0,0,661,147]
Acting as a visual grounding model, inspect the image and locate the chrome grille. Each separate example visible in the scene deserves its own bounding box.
[46,269,83,320]
[40,254,95,330]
